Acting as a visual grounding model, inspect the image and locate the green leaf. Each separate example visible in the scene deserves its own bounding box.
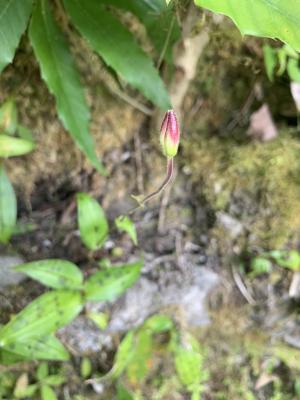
[77,192,108,250]
[99,0,180,63]
[111,331,135,379]
[175,348,203,389]
[249,257,272,278]
[80,357,92,378]
[0,348,26,365]
[29,0,106,175]
[0,134,35,157]
[0,99,17,134]
[0,290,83,346]
[15,259,83,289]
[41,384,57,400]
[143,314,173,333]
[270,249,300,271]
[44,374,66,386]
[63,0,171,109]
[87,311,109,329]
[116,384,134,400]
[263,45,277,82]
[0,164,16,243]
[14,383,38,399]
[17,124,34,142]
[287,58,300,83]
[126,330,152,382]
[0,0,33,73]
[37,363,49,380]
[115,215,138,245]
[84,261,142,302]
[195,0,300,52]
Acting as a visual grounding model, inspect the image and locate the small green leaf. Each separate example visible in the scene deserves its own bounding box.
[249,257,272,278]
[263,45,277,82]
[0,99,17,134]
[0,134,35,157]
[116,384,134,400]
[84,261,142,302]
[87,311,109,329]
[15,259,83,289]
[77,193,108,250]
[0,0,33,73]
[287,58,300,83]
[175,348,203,390]
[29,0,106,174]
[63,0,171,109]
[37,363,49,380]
[115,215,138,245]
[41,384,57,400]
[195,0,300,52]
[44,375,66,386]
[0,290,83,346]
[271,250,300,271]
[144,314,173,333]
[17,124,34,142]
[110,331,135,379]
[277,48,288,76]
[14,383,38,399]
[126,330,152,382]
[80,357,92,378]
[0,164,16,243]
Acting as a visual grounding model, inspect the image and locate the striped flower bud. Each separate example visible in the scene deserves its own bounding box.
[160,109,180,158]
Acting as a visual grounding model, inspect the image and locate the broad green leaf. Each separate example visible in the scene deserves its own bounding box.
[195,0,300,52]
[0,290,83,346]
[115,215,138,245]
[77,192,108,250]
[0,348,25,365]
[63,0,171,109]
[270,249,300,271]
[21,334,69,361]
[15,259,83,289]
[0,134,35,157]
[0,164,16,243]
[0,99,17,134]
[263,45,277,82]
[0,0,33,73]
[84,261,142,302]
[41,384,57,400]
[29,0,106,175]
[99,0,180,63]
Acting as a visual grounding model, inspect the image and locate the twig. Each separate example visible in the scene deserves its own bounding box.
[134,129,144,194]
[105,84,153,116]
[231,265,256,305]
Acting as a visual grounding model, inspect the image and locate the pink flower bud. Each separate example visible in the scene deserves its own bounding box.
[160,109,180,158]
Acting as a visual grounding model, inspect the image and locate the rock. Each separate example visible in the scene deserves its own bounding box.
[0,255,25,288]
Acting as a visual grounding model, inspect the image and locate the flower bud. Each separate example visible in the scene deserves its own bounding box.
[160,109,180,158]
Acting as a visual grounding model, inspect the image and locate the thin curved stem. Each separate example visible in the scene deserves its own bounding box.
[128,157,174,215]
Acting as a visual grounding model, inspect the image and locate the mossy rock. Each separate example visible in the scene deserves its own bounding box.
[185,130,300,248]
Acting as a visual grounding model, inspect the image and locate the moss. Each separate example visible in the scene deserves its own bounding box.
[184,130,300,248]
